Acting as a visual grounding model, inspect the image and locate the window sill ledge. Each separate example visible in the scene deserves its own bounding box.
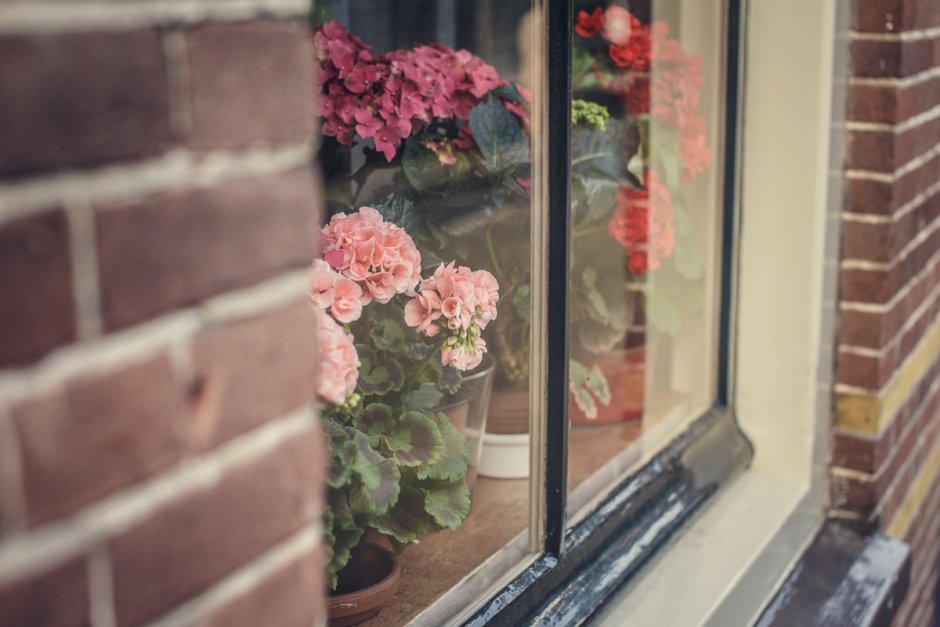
[755,520,911,627]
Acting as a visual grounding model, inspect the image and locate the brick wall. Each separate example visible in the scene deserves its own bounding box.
[833,1,940,625]
[0,1,327,626]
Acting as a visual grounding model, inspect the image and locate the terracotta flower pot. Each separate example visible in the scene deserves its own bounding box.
[569,346,645,425]
[327,542,400,626]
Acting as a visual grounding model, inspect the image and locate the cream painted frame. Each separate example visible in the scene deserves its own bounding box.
[593,0,846,624]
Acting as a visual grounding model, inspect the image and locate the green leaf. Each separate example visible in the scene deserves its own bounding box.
[569,358,611,419]
[578,177,620,226]
[489,83,525,104]
[371,193,426,238]
[348,432,400,515]
[576,319,626,354]
[417,412,469,481]
[325,492,365,590]
[402,139,453,192]
[469,99,528,173]
[370,318,407,353]
[385,411,444,467]
[422,479,471,529]
[402,382,444,412]
[328,439,358,488]
[571,118,641,185]
[370,485,431,546]
[356,345,405,395]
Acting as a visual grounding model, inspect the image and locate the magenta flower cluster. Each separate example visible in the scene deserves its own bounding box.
[313,20,504,161]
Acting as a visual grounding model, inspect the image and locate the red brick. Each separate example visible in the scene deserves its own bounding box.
[185,21,316,150]
[11,354,192,526]
[0,210,76,368]
[832,432,878,472]
[842,220,893,263]
[841,266,899,303]
[110,430,324,627]
[0,30,171,177]
[95,167,319,329]
[851,0,904,33]
[0,558,89,627]
[197,544,325,627]
[190,302,319,448]
[847,130,896,172]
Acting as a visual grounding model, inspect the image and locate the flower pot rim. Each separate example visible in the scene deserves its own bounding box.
[328,544,401,622]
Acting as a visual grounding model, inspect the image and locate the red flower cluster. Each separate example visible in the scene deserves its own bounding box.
[607,170,675,275]
[576,6,649,71]
[575,7,710,182]
[314,20,504,161]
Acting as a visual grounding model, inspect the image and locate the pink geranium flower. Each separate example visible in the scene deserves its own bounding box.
[308,258,364,324]
[314,308,360,405]
[404,262,499,371]
[321,207,422,303]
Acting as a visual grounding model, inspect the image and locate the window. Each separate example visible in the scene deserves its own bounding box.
[310,1,785,624]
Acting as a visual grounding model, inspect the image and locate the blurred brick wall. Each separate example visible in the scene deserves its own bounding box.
[0,2,327,626]
[832,1,940,625]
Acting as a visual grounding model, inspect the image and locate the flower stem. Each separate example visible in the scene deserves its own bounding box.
[485,228,504,277]
[405,337,448,389]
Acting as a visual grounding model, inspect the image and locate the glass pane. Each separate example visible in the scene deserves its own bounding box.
[566,0,725,513]
[311,0,539,622]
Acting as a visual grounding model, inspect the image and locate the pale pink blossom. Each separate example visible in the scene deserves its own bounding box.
[308,259,337,310]
[331,277,364,323]
[441,337,487,371]
[321,207,422,303]
[308,258,364,323]
[404,290,444,336]
[314,309,360,405]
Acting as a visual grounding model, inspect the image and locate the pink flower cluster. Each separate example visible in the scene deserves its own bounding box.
[314,20,504,161]
[314,308,361,405]
[320,206,422,306]
[404,262,499,371]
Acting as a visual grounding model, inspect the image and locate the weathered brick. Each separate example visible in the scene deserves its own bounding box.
[0,210,76,368]
[0,558,89,627]
[0,30,172,177]
[11,355,192,526]
[197,544,325,627]
[95,167,318,329]
[185,21,316,150]
[110,430,324,627]
[190,302,320,448]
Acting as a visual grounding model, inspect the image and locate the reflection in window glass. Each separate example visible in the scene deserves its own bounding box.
[310,1,536,623]
[566,1,724,512]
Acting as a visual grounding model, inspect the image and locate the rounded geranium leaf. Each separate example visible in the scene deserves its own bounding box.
[369,485,432,546]
[349,432,400,515]
[417,412,469,481]
[385,411,443,467]
[422,479,471,529]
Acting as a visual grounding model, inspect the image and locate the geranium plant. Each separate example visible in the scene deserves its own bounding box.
[567,3,711,418]
[311,206,499,590]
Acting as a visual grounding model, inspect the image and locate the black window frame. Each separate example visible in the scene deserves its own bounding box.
[465,1,751,623]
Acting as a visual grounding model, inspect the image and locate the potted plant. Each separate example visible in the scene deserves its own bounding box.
[310,206,499,624]
[312,19,535,478]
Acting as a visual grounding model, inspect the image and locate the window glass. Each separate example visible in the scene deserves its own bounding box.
[566,0,726,512]
[311,1,538,622]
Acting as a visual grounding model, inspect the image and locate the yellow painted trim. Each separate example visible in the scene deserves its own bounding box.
[836,317,940,434]
[886,438,940,539]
